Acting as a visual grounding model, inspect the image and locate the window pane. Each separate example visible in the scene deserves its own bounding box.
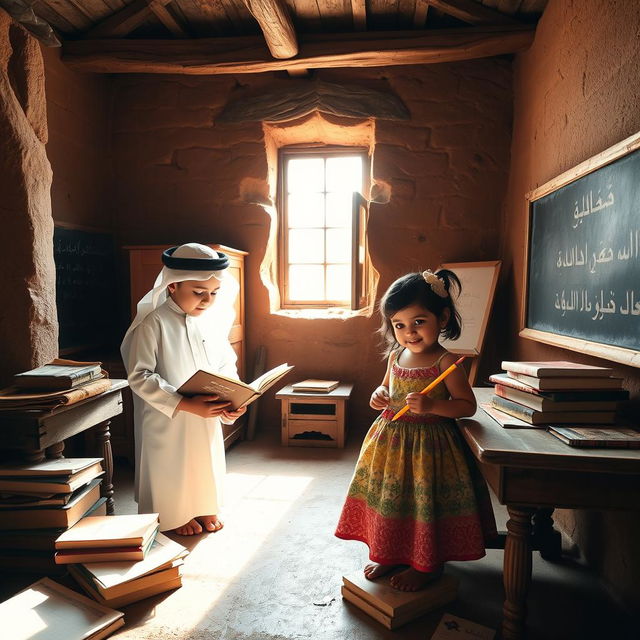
[289,265,324,300]
[287,158,324,193]
[326,156,362,192]
[289,229,324,263]
[326,228,351,263]
[288,192,324,228]
[325,192,352,228]
[326,264,351,301]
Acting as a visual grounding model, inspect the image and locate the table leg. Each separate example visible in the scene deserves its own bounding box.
[94,419,115,515]
[532,507,562,561]
[502,505,535,640]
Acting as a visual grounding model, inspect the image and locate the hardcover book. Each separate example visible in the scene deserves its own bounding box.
[291,379,340,393]
[0,461,104,495]
[500,360,614,378]
[13,359,104,390]
[0,379,112,410]
[491,395,617,425]
[547,426,640,448]
[178,363,294,410]
[480,403,543,429]
[0,478,102,530]
[341,571,458,630]
[55,512,160,550]
[0,576,124,640]
[505,371,623,391]
[494,384,622,412]
[488,374,629,401]
[0,457,103,477]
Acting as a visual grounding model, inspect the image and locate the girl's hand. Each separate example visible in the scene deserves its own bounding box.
[222,404,247,423]
[370,385,390,410]
[178,394,231,418]
[405,392,435,415]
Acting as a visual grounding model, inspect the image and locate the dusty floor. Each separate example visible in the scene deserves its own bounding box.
[2,428,638,639]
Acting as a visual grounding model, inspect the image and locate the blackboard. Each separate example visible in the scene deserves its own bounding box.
[54,225,117,353]
[522,132,640,367]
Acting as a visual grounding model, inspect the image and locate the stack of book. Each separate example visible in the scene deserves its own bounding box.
[55,513,160,564]
[0,360,110,410]
[67,531,188,608]
[341,571,458,630]
[484,361,628,428]
[0,458,105,572]
[0,577,124,639]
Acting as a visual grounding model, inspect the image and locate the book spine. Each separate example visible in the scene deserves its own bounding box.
[491,396,535,423]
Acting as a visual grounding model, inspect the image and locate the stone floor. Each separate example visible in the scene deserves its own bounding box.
[2,428,638,639]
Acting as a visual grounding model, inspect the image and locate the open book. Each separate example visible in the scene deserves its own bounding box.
[178,363,294,410]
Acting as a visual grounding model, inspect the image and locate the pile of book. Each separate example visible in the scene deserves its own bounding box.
[0,457,105,572]
[0,359,110,410]
[67,530,188,608]
[341,570,458,630]
[485,360,627,428]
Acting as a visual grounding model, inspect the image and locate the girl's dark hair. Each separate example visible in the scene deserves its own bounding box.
[378,269,462,357]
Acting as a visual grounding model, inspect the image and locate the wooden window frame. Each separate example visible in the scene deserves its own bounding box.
[277,146,371,310]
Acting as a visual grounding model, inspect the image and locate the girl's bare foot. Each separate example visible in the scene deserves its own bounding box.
[390,565,443,592]
[173,518,203,536]
[363,563,399,580]
[197,515,223,532]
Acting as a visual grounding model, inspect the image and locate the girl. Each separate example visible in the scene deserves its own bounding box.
[121,243,246,536]
[335,269,496,591]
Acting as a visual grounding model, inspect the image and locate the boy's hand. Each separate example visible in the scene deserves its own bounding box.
[370,385,390,410]
[222,405,247,423]
[178,394,231,418]
[404,392,434,415]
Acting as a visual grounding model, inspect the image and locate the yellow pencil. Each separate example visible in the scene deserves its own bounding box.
[390,356,466,422]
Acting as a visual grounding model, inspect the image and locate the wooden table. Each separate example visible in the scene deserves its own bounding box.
[459,388,640,639]
[0,379,128,515]
[276,383,354,448]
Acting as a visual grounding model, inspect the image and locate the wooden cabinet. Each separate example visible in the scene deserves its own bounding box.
[124,244,248,449]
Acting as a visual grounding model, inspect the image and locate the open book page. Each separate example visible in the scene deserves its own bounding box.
[251,364,294,393]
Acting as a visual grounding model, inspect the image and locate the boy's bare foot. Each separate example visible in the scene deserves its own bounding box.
[173,518,203,536]
[363,563,398,580]
[197,515,224,533]
[390,566,443,592]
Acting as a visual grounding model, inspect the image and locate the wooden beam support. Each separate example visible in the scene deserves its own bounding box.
[351,0,367,31]
[148,0,188,37]
[84,0,172,39]
[242,0,298,59]
[413,0,429,28]
[62,25,535,75]
[427,0,520,25]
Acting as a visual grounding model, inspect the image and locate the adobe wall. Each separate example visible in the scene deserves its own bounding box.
[503,0,640,611]
[110,62,513,432]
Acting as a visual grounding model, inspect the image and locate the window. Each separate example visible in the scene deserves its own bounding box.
[278,147,372,310]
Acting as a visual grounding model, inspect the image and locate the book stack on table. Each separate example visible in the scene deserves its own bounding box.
[341,571,458,630]
[66,530,188,608]
[0,458,105,573]
[481,361,639,447]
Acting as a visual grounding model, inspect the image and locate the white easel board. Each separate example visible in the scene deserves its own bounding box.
[438,261,501,380]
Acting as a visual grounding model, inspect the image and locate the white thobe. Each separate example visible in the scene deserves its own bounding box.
[123,297,237,531]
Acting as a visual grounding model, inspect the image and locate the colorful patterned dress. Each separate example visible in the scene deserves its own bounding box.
[335,353,496,572]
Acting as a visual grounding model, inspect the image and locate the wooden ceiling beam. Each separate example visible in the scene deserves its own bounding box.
[84,0,173,39]
[427,0,520,25]
[351,0,367,31]
[413,0,429,28]
[148,0,188,37]
[242,0,298,59]
[62,25,535,75]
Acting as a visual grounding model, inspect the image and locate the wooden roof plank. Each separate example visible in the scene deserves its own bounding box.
[148,0,189,36]
[413,0,429,27]
[427,0,520,24]
[242,0,298,58]
[84,0,172,38]
[350,0,366,30]
[62,24,535,73]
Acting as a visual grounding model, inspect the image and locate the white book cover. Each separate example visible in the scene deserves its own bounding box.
[431,613,495,639]
[0,577,123,640]
[55,512,159,548]
[0,458,102,477]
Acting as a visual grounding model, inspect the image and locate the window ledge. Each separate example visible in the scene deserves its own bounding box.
[274,307,365,320]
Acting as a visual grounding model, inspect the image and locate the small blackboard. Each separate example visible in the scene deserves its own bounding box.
[54,225,117,353]
[522,132,640,367]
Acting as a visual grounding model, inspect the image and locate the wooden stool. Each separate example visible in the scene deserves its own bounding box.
[276,383,354,448]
